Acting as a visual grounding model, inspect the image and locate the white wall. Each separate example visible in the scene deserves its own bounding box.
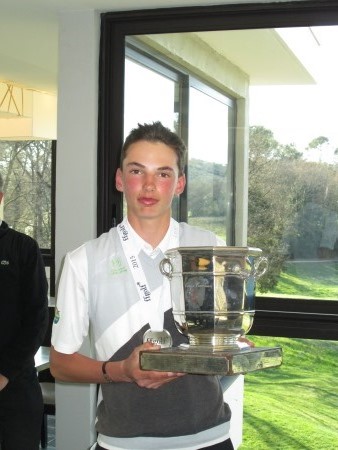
[55,9,100,450]
[55,9,99,270]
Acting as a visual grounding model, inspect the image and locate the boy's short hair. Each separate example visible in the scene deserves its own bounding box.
[121,122,187,175]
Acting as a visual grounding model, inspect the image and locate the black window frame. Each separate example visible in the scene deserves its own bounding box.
[98,0,338,341]
[40,139,56,298]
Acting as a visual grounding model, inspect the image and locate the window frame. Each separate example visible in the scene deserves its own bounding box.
[40,139,56,298]
[125,42,188,222]
[98,0,338,340]
[125,40,236,233]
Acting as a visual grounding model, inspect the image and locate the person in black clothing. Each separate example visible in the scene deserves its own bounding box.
[0,172,49,450]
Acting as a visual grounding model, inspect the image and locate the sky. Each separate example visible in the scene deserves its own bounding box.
[249,26,338,163]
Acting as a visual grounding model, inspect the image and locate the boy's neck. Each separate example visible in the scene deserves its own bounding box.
[127,215,171,248]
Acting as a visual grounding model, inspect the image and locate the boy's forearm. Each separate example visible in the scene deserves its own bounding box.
[50,347,128,384]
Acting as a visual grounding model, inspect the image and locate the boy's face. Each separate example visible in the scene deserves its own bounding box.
[115,140,186,222]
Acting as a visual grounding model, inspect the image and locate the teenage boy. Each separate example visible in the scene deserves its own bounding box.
[51,122,237,450]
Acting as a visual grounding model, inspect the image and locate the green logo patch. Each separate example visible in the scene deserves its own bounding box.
[110,257,127,275]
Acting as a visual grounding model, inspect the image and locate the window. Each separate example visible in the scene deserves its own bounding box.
[98,1,338,340]
[124,41,235,237]
[187,82,235,243]
[246,26,338,339]
[124,46,182,219]
[124,54,179,134]
[0,140,55,296]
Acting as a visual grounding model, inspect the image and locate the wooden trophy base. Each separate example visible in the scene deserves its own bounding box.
[140,345,283,375]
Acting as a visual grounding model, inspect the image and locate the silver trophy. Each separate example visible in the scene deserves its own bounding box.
[160,246,268,350]
[140,246,282,375]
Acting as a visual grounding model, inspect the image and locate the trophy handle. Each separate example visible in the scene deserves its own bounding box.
[252,256,268,279]
[159,258,173,279]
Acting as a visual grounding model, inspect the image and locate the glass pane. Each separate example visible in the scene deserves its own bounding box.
[124,58,178,137]
[0,140,52,249]
[187,86,231,243]
[241,336,338,449]
[125,27,338,301]
[248,26,338,300]
[124,58,180,218]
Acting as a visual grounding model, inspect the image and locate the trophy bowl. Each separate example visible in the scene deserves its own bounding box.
[160,246,268,350]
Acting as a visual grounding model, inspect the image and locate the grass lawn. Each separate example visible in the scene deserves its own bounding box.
[188,216,227,242]
[269,261,338,299]
[240,336,338,450]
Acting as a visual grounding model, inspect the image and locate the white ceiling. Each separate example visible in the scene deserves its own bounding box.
[196,28,314,85]
[0,0,311,95]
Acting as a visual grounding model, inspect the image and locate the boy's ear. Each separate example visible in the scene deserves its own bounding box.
[175,174,186,195]
[115,168,124,192]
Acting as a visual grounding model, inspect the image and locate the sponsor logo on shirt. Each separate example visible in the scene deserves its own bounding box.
[1,259,9,265]
[110,257,127,275]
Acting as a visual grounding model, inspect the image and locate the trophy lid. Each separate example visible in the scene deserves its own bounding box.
[164,246,263,257]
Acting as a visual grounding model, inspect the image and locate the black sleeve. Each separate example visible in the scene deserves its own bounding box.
[0,234,48,380]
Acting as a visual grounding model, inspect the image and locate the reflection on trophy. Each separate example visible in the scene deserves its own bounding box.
[140,246,283,375]
[160,246,268,350]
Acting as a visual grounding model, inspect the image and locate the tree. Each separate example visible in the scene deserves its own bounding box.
[250,126,302,162]
[275,143,302,161]
[0,140,52,248]
[284,162,338,260]
[248,126,304,291]
[306,136,329,162]
[188,158,227,217]
[248,126,338,291]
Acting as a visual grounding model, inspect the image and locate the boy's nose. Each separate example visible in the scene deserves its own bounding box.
[144,183,155,192]
[144,176,155,192]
